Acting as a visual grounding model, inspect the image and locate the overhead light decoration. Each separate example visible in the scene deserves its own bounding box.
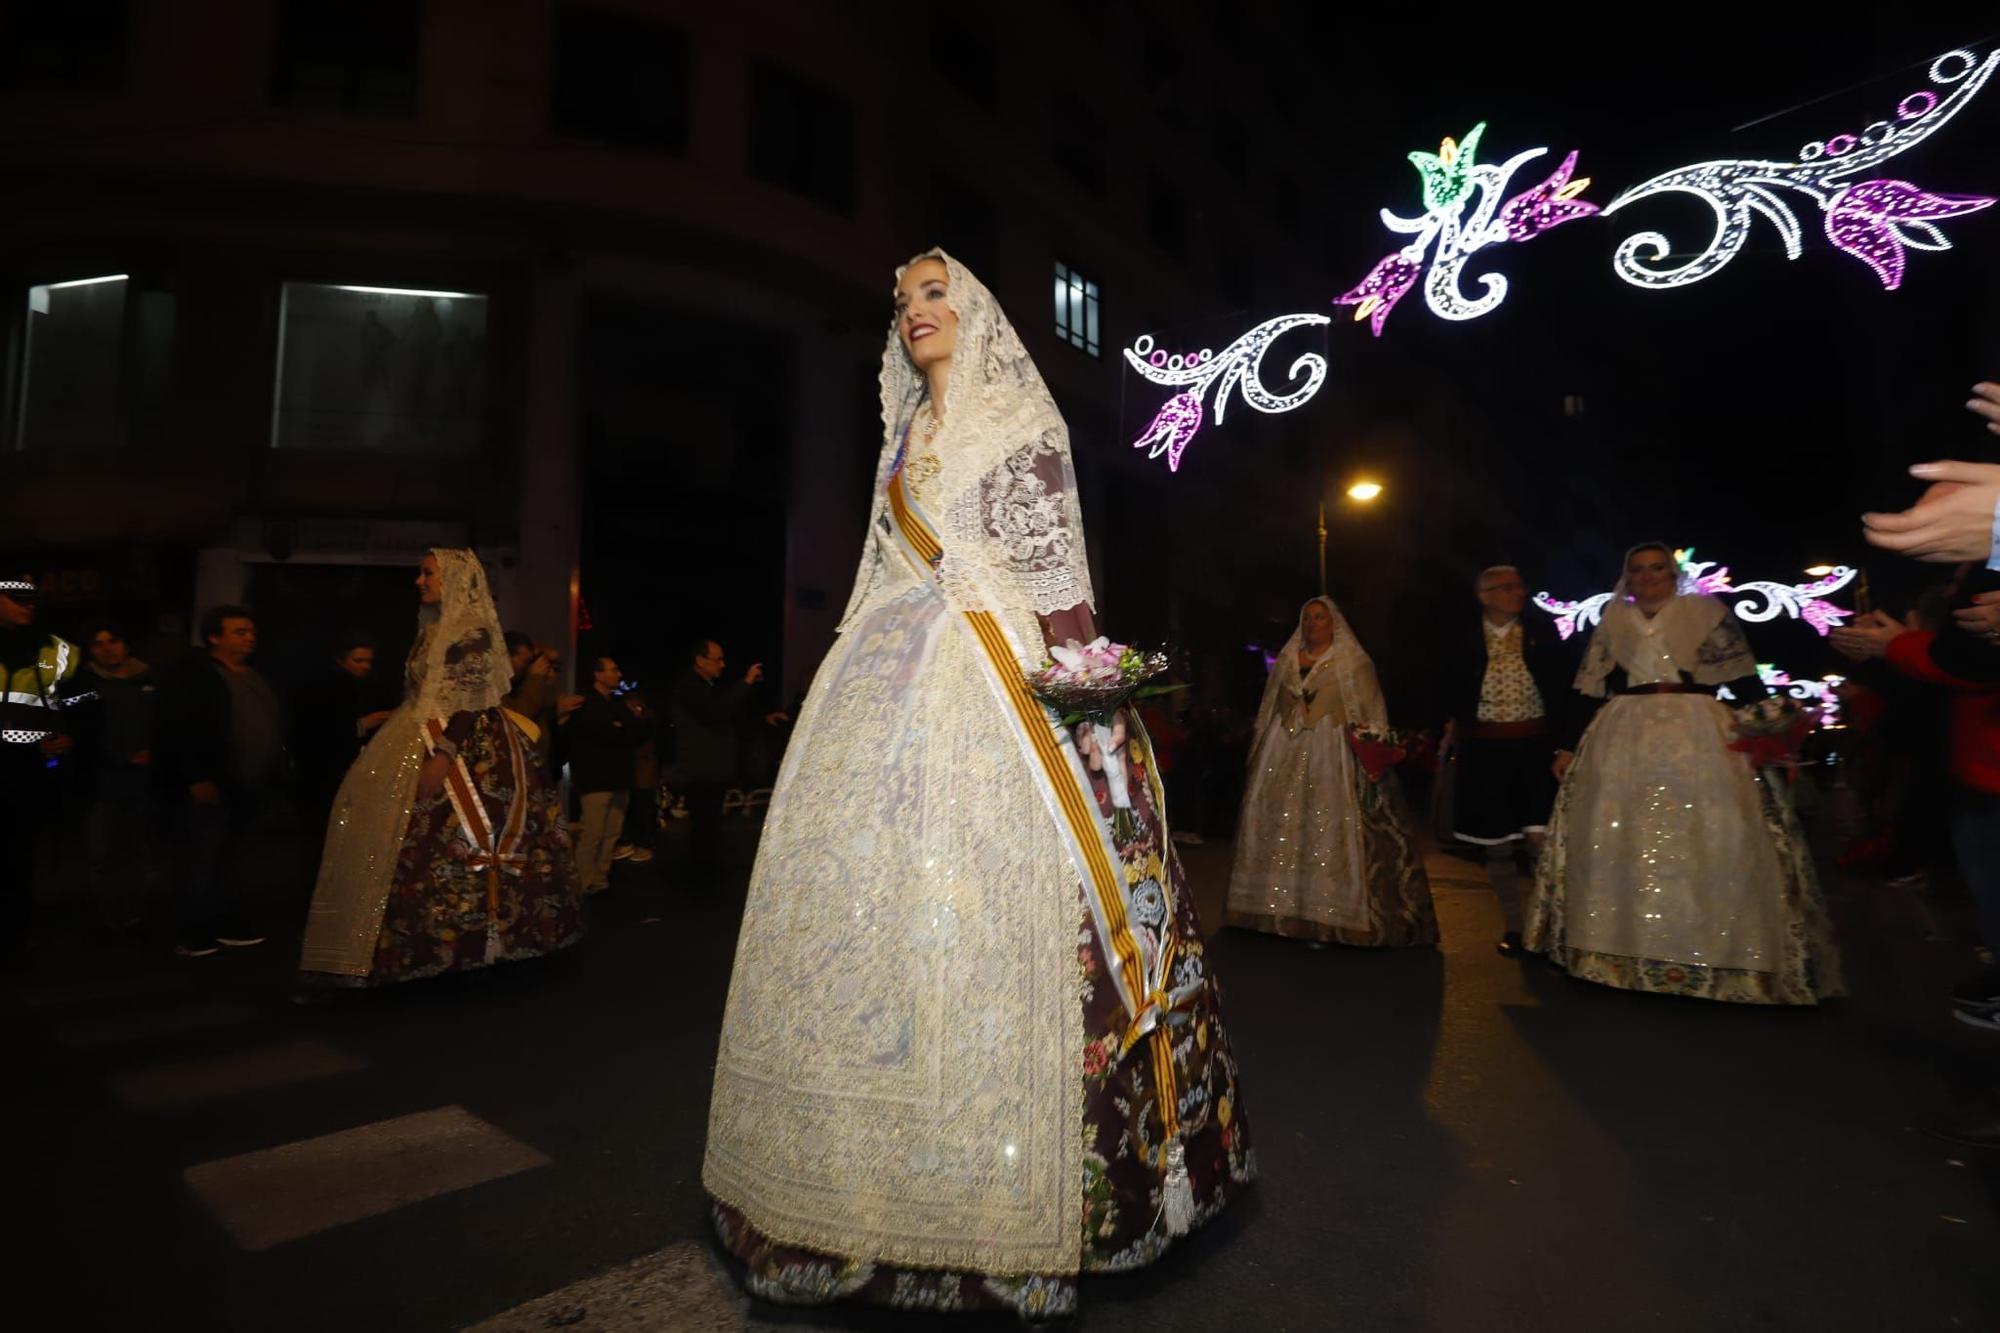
[1718,665,1847,731]
[1532,548,1856,640]
[1334,123,1599,336]
[1124,314,1331,472]
[1604,46,1998,291]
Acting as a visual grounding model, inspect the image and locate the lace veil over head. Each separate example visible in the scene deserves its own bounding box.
[838,249,1095,657]
[1578,542,1756,696]
[1611,541,1677,603]
[409,547,512,720]
[1254,595,1388,735]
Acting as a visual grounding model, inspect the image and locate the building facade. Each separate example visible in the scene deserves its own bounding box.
[1,0,1348,694]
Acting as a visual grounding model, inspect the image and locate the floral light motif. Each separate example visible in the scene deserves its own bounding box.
[1532,548,1856,640]
[1131,393,1204,473]
[1122,315,1330,472]
[1605,46,1999,291]
[1718,665,1847,731]
[1335,123,1598,336]
[1823,178,1995,290]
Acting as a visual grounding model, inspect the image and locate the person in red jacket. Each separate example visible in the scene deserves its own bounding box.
[1852,381,2000,1149]
[1849,383,2000,1034]
[1839,598,2000,1025]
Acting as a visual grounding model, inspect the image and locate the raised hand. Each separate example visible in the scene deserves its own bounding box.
[1864,459,2000,563]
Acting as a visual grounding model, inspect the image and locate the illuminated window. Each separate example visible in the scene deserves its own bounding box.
[14,275,128,451]
[1053,262,1100,357]
[270,282,489,453]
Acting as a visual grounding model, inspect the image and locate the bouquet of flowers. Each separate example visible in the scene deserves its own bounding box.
[1029,639,1184,840]
[1027,638,1182,727]
[1346,723,1410,780]
[1728,696,1811,768]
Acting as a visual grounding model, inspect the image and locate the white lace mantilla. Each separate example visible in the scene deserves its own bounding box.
[840,250,1095,664]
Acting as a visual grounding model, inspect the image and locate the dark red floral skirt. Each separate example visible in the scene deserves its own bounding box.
[336,710,584,987]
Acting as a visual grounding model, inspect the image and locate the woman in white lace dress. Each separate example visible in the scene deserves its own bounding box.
[702,252,1252,1318]
[1225,596,1436,947]
[1529,543,1842,1004]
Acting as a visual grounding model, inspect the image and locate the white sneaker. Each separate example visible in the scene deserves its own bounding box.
[626,847,655,864]
[611,844,636,862]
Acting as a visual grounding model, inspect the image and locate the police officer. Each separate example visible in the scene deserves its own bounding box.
[0,574,92,966]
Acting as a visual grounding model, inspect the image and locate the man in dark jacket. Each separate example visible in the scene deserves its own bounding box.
[81,624,158,930]
[569,655,642,894]
[672,639,763,883]
[1436,565,1574,956]
[154,605,283,957]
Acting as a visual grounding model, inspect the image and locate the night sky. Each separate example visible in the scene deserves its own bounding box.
[1133,13,2000,706]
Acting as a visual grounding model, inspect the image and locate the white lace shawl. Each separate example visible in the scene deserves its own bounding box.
[407,548,511,724]
[837,249,1095,662]
[1575,593,1758,697]
[1251,596,1388,739]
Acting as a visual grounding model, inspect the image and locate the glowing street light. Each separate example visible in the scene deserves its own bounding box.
[1803,564,1836,577]
[1347,481,1384,502]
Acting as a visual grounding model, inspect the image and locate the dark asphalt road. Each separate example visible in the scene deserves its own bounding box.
[15,824,2000,1332]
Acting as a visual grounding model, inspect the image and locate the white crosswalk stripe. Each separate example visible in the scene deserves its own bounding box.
[183,1105,550,1251]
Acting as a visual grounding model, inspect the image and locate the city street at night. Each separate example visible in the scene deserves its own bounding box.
[8,5,2000,1329]
[15,834,1999,1331]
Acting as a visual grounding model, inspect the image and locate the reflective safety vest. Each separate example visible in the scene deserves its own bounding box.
[1,634,87,747]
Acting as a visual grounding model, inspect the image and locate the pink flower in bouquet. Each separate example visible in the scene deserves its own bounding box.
[1046,637,1129,686]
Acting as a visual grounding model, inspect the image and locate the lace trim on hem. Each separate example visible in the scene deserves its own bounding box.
[703,1178,1084,1281]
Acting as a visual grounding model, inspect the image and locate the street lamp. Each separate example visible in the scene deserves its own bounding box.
[1319,481,1386,594]
[1803,564,1835,577]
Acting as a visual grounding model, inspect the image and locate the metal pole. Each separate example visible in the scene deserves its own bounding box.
[1316,501,1328,596]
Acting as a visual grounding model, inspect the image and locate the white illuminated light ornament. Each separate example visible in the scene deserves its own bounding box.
[1335,123,1599,335]
[1606,46,1999,291]
[1717,666,1847,731]
[1123,314,1331,472]
[1532,548,1857,639]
